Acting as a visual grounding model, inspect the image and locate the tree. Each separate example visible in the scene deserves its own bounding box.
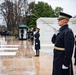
[32,2,55,17]
[54,7,63,17]
[0,1,14,31]
[0,0,29,35]
[22,1,35,25]
[27,2,63,29]
[28,1,55,28]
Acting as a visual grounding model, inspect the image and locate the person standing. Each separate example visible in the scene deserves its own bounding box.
[27,28,31,41]
[51,12,74,75]
[21,29,24,39]
[74,35,76,65]
[34,28,40,56]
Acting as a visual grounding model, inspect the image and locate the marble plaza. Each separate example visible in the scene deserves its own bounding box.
[0,36,76,75]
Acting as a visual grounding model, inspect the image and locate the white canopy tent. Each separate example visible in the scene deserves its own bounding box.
[36,18,76,51]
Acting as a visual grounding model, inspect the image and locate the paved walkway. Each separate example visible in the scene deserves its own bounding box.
[0,36,76,75]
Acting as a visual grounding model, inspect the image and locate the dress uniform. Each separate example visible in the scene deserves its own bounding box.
[51,12,74,75]
[74,35,76,65]
[34,28,40,56]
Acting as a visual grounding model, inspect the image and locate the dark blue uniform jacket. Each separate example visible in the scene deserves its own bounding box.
[52,25,74,75]
[34,32,40,50]
[74,41,76,58]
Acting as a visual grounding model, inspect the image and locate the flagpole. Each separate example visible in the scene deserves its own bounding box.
[32,14,57,30]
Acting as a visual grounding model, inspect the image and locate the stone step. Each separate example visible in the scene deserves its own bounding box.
[0,45,19,47]
[0,52,16,56]
[0,48,18,51]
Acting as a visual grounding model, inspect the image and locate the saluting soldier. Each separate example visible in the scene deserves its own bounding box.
[34,28,40,56]
[51,12,74,75]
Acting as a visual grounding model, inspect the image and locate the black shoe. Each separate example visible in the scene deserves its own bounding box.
[35,55,39,57]
[37,55,39,56]
[35,55,37,57]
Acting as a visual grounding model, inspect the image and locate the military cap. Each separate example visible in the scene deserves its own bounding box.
[58,12,72,20]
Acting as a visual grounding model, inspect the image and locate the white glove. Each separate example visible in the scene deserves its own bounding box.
[62,64,68,69]
[36,43,38,45]
[54,30,59,35]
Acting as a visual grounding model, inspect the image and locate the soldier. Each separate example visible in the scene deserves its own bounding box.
[74,35,76,65]
[34,28,40,56]
[51,12,74,75]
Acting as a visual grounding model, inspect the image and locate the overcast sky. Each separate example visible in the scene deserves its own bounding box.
[0,0,76,16]
[35,0,76,17]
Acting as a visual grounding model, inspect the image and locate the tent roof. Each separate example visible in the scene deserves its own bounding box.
[19,24,28,28]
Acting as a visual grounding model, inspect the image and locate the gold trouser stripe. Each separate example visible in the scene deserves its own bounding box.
[54,46,65,51]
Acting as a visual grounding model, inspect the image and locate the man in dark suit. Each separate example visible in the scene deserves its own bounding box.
[51,12,74,75]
